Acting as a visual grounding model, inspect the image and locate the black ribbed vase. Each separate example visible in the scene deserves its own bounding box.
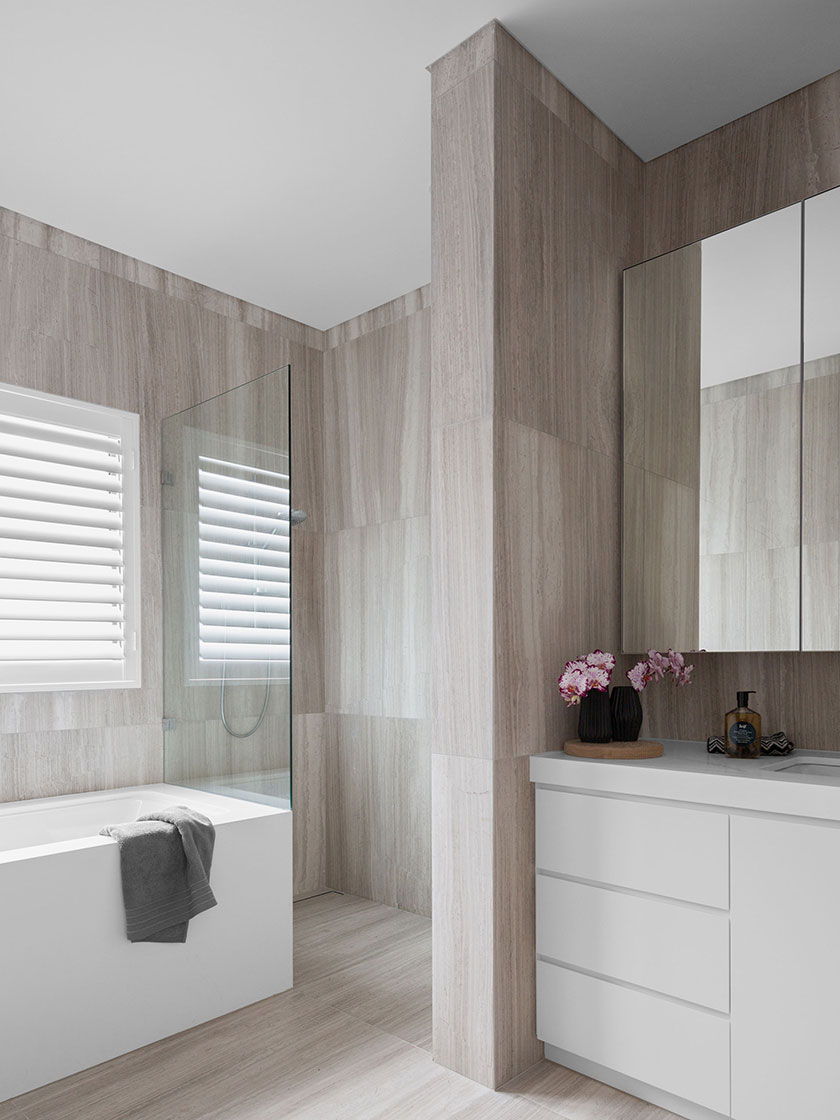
[578,690,612,743]
[610,685,643,742]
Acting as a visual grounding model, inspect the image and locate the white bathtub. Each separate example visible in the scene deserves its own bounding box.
[0,784,292,1103]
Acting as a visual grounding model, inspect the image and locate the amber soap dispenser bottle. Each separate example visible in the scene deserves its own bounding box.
[725,691,762,758]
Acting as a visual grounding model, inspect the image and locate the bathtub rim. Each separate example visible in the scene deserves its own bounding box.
[0,782,289,866]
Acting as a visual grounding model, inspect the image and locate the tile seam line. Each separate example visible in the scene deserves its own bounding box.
[432,54,639,186]
[0,225,326,349]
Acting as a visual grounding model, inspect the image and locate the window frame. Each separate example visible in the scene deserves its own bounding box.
[0,381,141,694]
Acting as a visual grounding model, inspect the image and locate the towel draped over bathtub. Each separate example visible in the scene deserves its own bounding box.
[100,806,217,943]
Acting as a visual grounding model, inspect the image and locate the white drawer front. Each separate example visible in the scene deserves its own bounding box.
[537,875,730,1012]
[537,960,730,1115]
[535,788,729,908]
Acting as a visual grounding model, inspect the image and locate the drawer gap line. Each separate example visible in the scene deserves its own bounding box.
[536,868,732,915]
[537,954,732,1020]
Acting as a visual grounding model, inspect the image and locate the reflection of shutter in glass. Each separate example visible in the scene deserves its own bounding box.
[197,455,290,663]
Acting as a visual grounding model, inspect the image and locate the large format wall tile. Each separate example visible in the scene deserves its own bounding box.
[431,752,496,1086]
[324,309,429,531]
[431,61,495,428]
[492,753,542,1085]
[494,421,587,758]
[494,422,623,757]
[322,285,429,349]
[431,418,495,757]
[0,724,162,802]
[287,343,326,535]
[644,73,840,260]
[623,243,701,487]
[292,530,325,715]
[329,714,430,916]
[495,71,640,452]
[292,713,332,898]
[322,293,432,912]
[430,752,541,1087]
[325,517,430,720]
[495,70,553,435]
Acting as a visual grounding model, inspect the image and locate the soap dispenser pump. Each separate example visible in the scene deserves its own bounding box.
[725,691,761,759]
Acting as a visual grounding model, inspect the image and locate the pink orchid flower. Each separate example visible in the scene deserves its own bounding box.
[558,650,616,707]
[628,650,694,692]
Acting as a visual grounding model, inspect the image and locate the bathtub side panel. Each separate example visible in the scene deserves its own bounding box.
[0,810,292,1102]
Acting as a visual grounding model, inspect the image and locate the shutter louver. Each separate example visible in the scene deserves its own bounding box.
[198,455,290,664]
[0,384,140,692]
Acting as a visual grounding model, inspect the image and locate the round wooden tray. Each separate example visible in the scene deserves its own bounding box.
[564,738,664,759]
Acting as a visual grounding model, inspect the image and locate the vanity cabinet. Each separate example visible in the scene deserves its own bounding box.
[731,815,840,1120]
[535,788,731,1117]
[531,747,840,1120]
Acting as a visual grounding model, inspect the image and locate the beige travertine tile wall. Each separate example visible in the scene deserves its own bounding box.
[623,244,701,652]
[0,206,329,902]
[322,288,432,917]
[430,20,643,1088]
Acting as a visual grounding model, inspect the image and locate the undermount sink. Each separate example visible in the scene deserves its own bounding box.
[767,758,840,778]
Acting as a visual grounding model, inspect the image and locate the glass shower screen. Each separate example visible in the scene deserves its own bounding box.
[161,366,292,808]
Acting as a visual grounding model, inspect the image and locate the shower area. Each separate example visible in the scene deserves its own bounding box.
[161,366,296,810]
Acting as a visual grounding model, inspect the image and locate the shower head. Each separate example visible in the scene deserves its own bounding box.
[259,508,308,550]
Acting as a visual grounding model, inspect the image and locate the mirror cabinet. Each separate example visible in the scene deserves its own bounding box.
[622,185,840,652]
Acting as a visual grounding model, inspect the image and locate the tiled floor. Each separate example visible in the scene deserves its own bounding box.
[1,893,677,1119]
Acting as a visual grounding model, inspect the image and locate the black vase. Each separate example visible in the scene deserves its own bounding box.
[578,690,612,743]
[610,685,643,742]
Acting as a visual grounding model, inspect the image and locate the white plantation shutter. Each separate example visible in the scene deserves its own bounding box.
[0,383,141,692]
[197,454,290,666]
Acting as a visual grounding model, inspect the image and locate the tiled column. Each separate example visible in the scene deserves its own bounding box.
[429,20,643,1088]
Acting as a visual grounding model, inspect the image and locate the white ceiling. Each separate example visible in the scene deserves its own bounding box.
[1,1,839,330]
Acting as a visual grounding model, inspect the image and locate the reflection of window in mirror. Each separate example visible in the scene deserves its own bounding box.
[699,203,801,653]
[803,186,840,650]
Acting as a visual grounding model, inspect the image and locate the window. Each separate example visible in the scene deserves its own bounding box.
[196,451,290,675]
[0,382,141,692]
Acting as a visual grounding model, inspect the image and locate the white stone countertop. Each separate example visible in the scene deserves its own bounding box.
[530,740,840,823]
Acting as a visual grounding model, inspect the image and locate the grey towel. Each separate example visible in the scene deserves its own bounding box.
[101,806,217,943]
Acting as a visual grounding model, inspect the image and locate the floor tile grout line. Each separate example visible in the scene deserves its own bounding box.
[291,991,432,1057]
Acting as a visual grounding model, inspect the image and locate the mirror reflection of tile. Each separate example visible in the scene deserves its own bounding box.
[622,184,840,653]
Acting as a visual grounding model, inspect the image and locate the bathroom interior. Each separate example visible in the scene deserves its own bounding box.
[1,3,840,1118]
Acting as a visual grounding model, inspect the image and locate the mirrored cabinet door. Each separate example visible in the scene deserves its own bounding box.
[699,204,802,652]
[803,185,840,650]
[623,201,802,653]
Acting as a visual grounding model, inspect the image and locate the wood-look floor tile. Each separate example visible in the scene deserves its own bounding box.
[295,931,432,1049]
[505,1058,680,1119]
[293,891,430,987]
